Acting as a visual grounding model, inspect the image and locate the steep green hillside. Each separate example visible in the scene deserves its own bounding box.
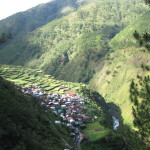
[0,65,83,94]
[0,0,92,36]
[0,65,113,149]
[1,65,148,150]
[90,11,150,126]
[130,76,150,144]
[0,0,148,83]
[0,76,74,150]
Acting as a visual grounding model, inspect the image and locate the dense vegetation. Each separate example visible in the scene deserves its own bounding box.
[133,30,150,51]
[0,33,12,45]
[130,76,150,144]
[0,0,92,36]
[0,76,74,150]
[0,0,149,149]
[0,65,83,94]
[78,87,112,128]
[0,0,148,83]
[90,10,150,126]
[0,64,149,150]
[145,0,150,5]
[80,88,149,150]
[81,128,149,150]
[0,65,112,149]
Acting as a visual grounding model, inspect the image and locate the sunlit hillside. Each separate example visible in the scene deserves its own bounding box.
[90,11,150,126]
[0,0,148,83]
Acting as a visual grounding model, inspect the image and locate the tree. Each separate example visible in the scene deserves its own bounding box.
[145,0,150,6]
[0,33,12,45]
[129,77,150,144]
[133,31,150,51]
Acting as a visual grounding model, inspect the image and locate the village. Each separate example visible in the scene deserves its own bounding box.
[21,85,91,148]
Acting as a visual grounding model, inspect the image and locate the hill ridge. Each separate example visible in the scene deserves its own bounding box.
[0,0,148,83]
[89,10,150,125]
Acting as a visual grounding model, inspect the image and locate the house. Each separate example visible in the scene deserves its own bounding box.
[67,92,76,96]
[61,105,66,108]
[39,92,43,96]
[66,113,71,117]
[58,109,62,113]
[54,102,59,105]
[48,102,54,106]
[67,123,72,127]
[55,120,61,124]
[50,107,55,110]
[72,109,77,113]
[70,119,75,123]
[70,133,75,137]
[70,105,76,109]
[65,102,71,105]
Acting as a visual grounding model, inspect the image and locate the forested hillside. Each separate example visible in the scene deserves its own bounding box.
[0,0,149,149]
[0,76,75,150]
[0,0,148,83]
[0,65,149,150]
[130,76,150,144]
[90,11,150,126]
[0,0,94,37]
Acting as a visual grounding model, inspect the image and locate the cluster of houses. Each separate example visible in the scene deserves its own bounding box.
[21,85,91,147]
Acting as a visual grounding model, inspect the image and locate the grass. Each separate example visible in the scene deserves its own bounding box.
[89,11,150,126]
[83,121,109,141]
[0,65,85,94]
[0,0,148,83]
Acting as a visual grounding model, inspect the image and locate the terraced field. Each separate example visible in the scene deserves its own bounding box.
[83,121,109,141]
[0,65,84,94]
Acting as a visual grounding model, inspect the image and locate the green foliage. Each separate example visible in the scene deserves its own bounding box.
[145,0,150,6]
[141,64,150,71]
[0,65,84,94]
[81,141,111,150]
[78,87,112,128]
[81,127,149,150]
[0,0,85,36]
[0,0,148,83]
[133,30,150,51]
[90,10,150,126]
[100,128,149,150]
[110,10,150,49]
[82,121,109,141]
[0,77,73,150]
[130,77,150,143]
[0,33,12,45]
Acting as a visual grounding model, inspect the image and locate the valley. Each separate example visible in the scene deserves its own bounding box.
[0,65,113,150]
[0,0,148,83]
[0,0,150,149]
[90,10,150,126]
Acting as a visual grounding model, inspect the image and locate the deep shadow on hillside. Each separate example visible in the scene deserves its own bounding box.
[78,87,149,149]
[107,102,124,128]
[81,101,149,150]
[0,76,74,150]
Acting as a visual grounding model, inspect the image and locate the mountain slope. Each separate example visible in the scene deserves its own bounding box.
[89,11,150,125]
[0,76,74,150]
[1,65,149,150]
[0,0,148,83]
[0,0,94,36]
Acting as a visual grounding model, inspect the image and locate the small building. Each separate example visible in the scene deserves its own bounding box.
[61,105,66,108]
[55,120,61,124]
